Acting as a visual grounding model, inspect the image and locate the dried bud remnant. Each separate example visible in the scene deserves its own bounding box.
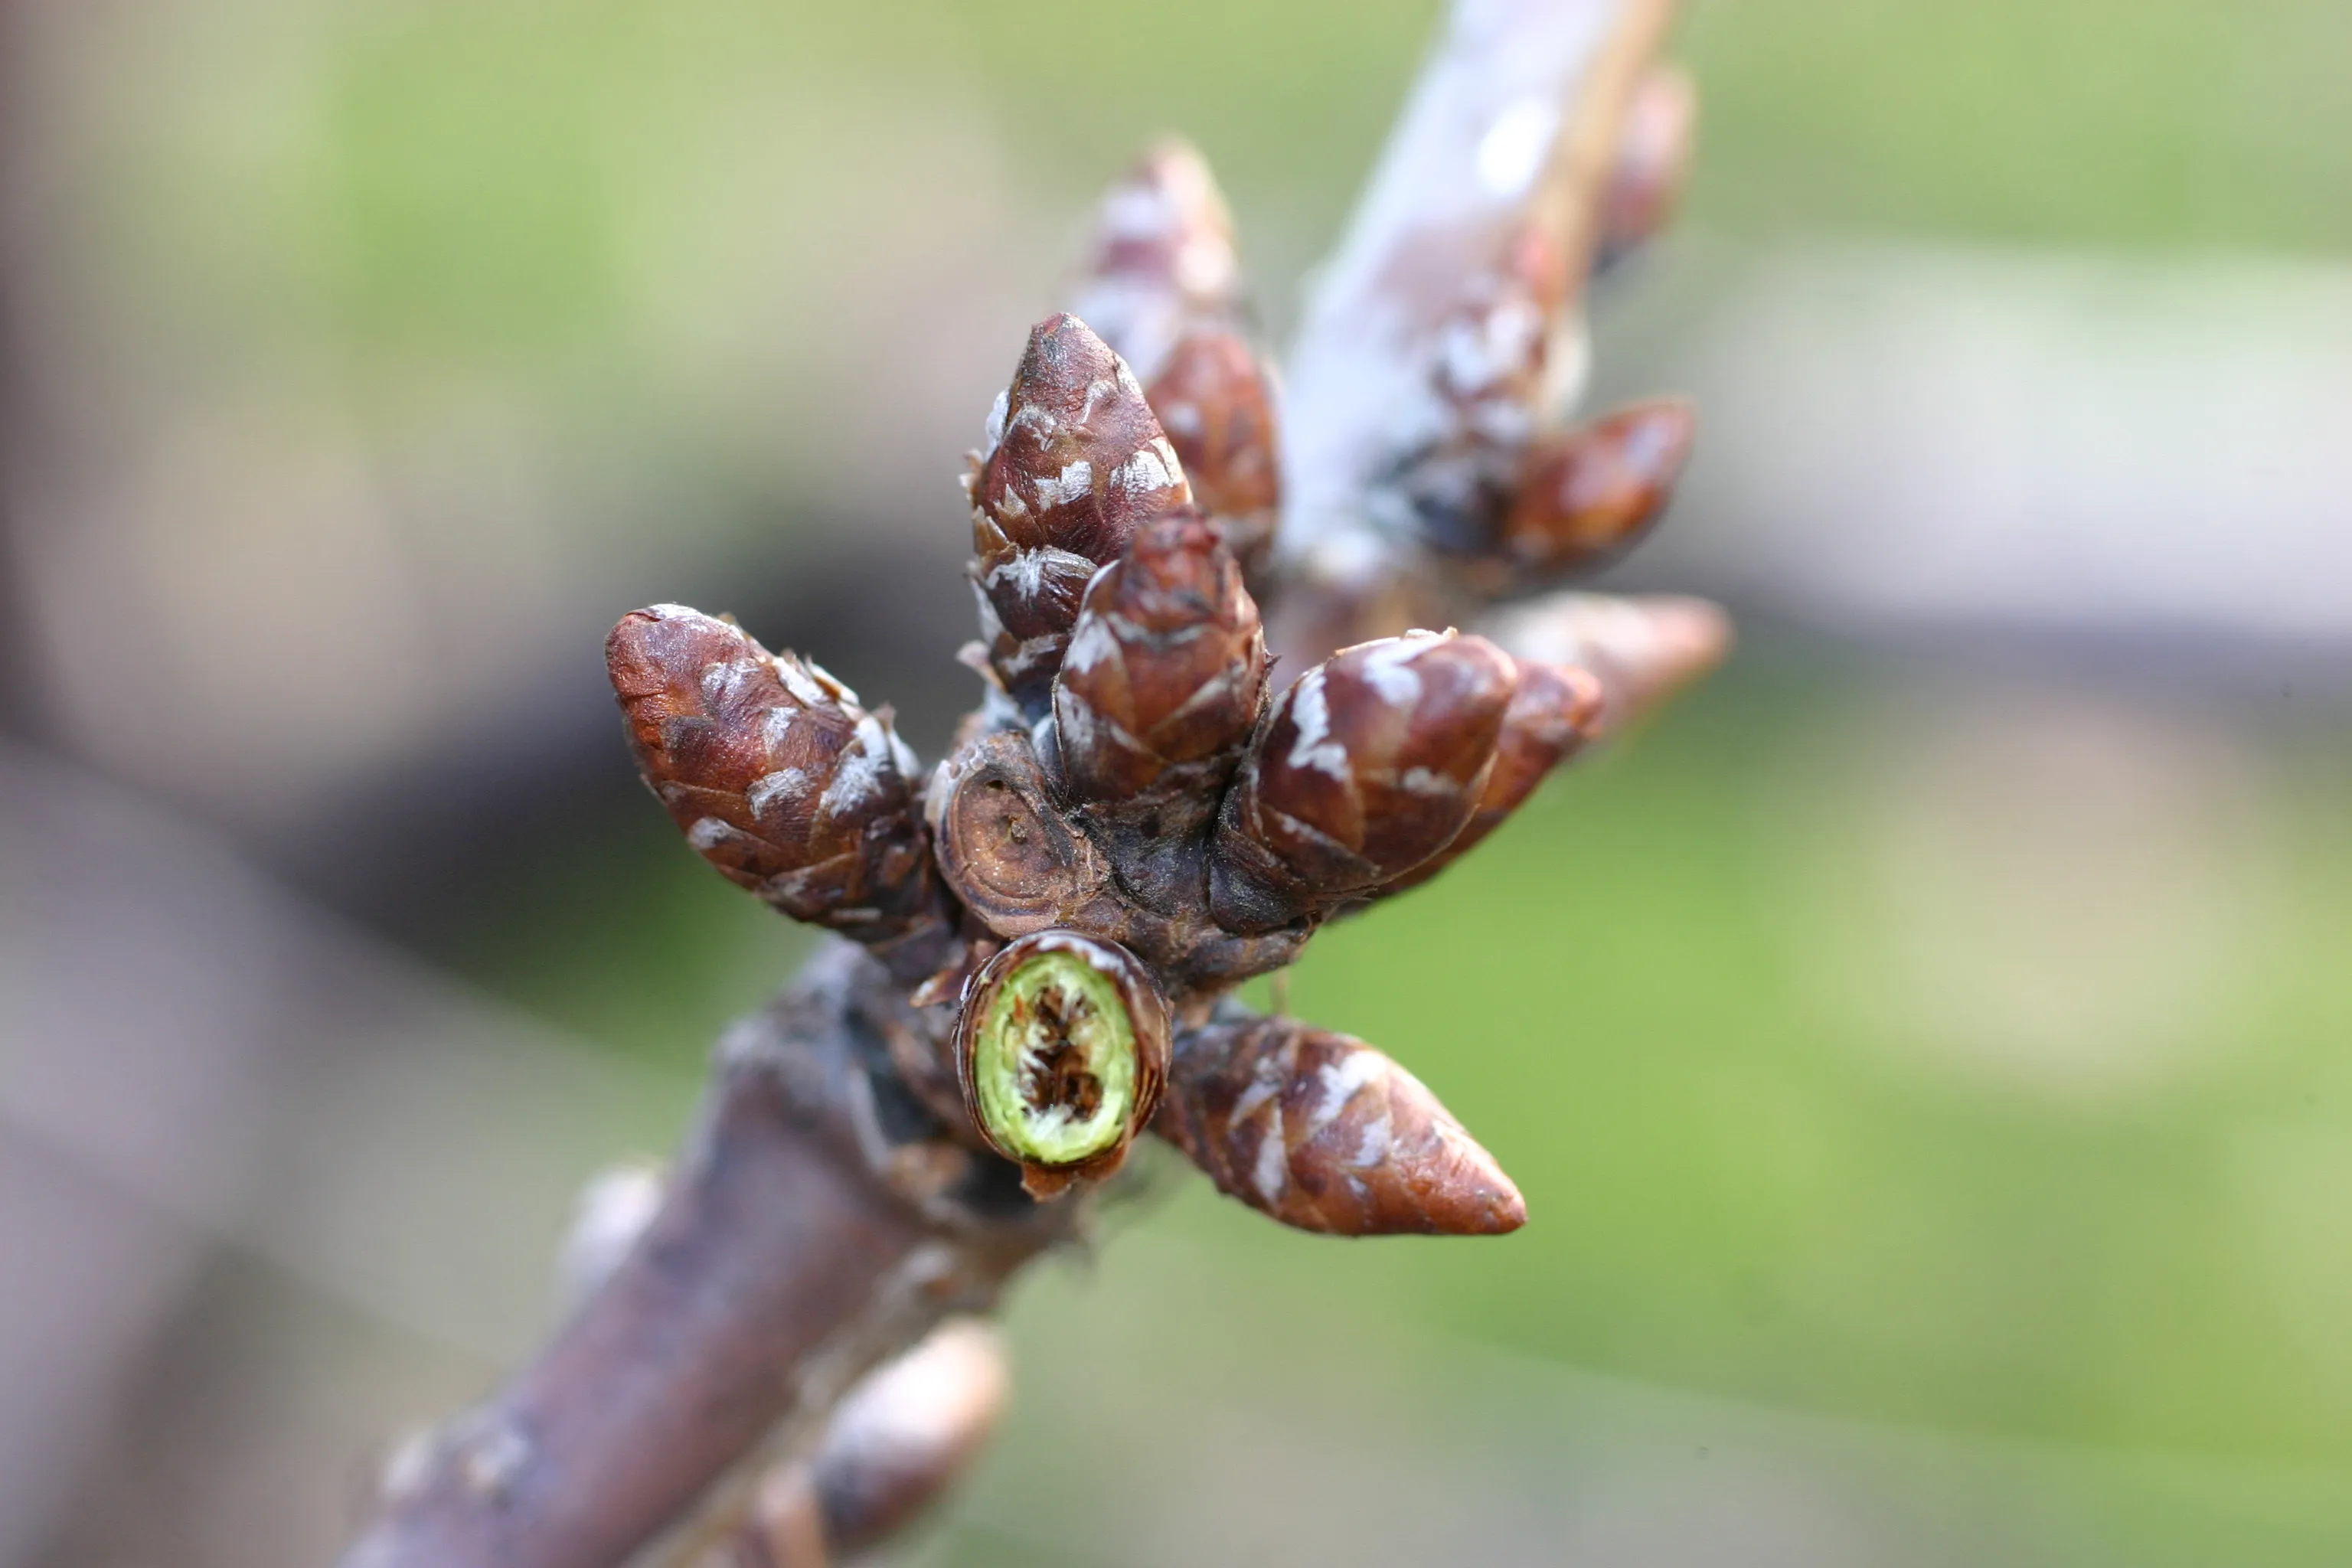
[606,606,937,940]
[1156,1016,1524,1236]
[1211,630,1517,933]
[969,314,1191,707]
[954,932,1170,1196]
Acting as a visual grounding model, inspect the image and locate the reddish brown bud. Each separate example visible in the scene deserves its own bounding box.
[1481,591,1730,736]
[1142,325,1282,581]
[1067,139,1240,384]
[717,1321,1011,1568]
[812,1318,1009,1556]
[1597,64,1698,273]
[953,931,1171,1197]
[1210,630,1517,933]
[1053,511,1266,816]
[606,605,939,941]
[1377,658,1605,898]
[1156,1015,1524,1236]
[969,315,1193,707]
[1483,397,1693,585]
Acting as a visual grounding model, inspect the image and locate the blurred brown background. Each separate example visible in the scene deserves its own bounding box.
[5,2,2352,1564]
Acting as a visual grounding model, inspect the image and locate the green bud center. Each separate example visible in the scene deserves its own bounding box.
[972,949,1138,1166]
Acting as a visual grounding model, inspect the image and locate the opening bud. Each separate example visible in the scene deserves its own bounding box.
[954,932,1170,1197]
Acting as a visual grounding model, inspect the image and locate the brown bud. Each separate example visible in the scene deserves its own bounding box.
[1143,325,1282,582]
[1480,591,1730,737]
[714,1321,1011,1568]
[1210,630,1517,933]
[953,931,1171,1197]
[1376,658,1605,898]
[1597,64,1697,273]
[1482,397,1693,585]
[606,606,939,941]
[1156,1015,1524,1236]
[1067,138,1240,384]
[969,314,1193,707]
[1397,224,1579,553]
[1054,510,1266,818]
[814,1318,1010,1555]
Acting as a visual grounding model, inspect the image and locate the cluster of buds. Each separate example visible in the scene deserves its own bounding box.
[963,314,1191,712]
[603,21,1722,1258]
[1068,142,1282,583]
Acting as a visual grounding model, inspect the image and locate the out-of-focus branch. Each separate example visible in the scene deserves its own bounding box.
[1269,0,1724,725]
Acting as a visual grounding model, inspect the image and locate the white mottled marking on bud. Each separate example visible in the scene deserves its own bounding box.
[1110,441,1177,498]
[1078,373,1125,424]
[818,716,893,820]
[1252,1101,1289,1201]
[759,706,795,751]
[644,602,709,623]
[1308,1050,1385,1135]
[1283,669,1351,781]
[1351,1111,1393,1168]
[1063,616,1121,677]
[981,389,1009,456]
[746,768,811,819]
[1396,766,1458,798]
[686,817,735,851]
[1230,1057,1286,1125]
[699,658,760,707]
[771,657,833,710]
[1033,459,1094,509]
[1358,636,1434,707]
[1007,402,1059,444]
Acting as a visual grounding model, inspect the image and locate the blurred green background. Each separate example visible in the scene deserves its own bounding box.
[10,0,2352,1563]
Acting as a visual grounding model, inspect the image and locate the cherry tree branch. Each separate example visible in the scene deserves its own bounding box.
[337,5,1702,1565]
[341,944,1070,1568]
